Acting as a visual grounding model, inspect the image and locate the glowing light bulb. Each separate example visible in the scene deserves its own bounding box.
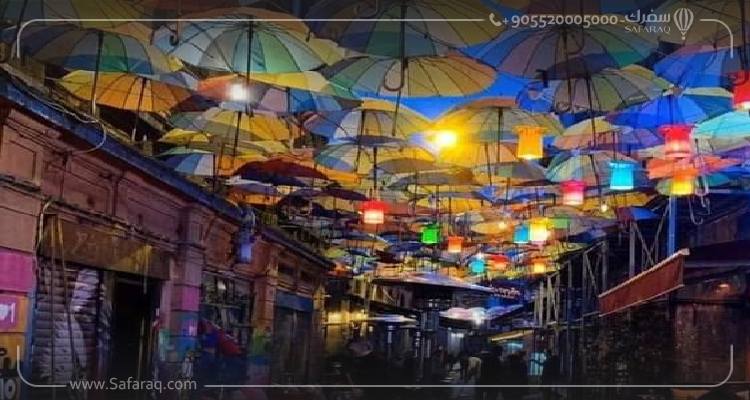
[434,130,458,149]
[229,82,249,101]
[600,202,609,212]
[497,220,509,231]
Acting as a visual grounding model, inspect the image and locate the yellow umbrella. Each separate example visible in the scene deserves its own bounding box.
[159,128,211,145]
[170,108,293,143]
[59,70,196,112]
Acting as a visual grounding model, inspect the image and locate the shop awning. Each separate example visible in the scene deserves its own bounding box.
[598,249,688,316]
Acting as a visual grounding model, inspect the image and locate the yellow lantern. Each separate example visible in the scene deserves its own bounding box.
[530,259,547,275]
[670,172,695,196]
[515,125,545,160]
[529,217,550,243]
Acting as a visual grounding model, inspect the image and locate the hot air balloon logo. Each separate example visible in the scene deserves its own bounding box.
[673,8,695,40]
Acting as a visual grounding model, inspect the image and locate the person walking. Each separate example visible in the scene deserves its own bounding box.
[476,346,504,400]
[503,352,529,400]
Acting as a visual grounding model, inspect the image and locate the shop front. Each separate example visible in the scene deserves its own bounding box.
[31,216,170,388]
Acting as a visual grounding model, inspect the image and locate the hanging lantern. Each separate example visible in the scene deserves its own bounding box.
[529,218,550,244]
[515,125,545,160]
[513,224,530,244]
[469,258,486,274]
[447,236,463,253]
[488,254,510,271]
[733,71,750,110]
[659,124,693,159]
[670,171,695,196]
[421,223,441,244]
[529,259,547,275]
[561,180,585,206]
[609,161,635,191]
[361,199,387,225]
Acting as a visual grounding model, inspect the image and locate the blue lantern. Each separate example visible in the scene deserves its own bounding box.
[609,161,635,191]
[469,258,486,274]
[513,224,530,244]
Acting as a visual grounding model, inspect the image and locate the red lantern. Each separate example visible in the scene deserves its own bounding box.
[659,124,693,159]
[561,180,585,206]
[447,236,464,253]
[361,200,387,225]
[733,71,750,110]
[488,254,509,271]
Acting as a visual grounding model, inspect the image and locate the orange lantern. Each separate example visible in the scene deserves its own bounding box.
[561,180,585,206]
[488,254,510,271]
[515,125,545,160]
[733,71,750,110]
[361,200,387,224]
[447,236,464,253]
[670,171,695,196]
[659,124,693,159]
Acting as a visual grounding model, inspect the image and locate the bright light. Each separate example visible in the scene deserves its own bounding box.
[600,202,609,212]
[433,130,458,149]
[229,82,249,101]
[497,220,509,231]
[475,252,485,260]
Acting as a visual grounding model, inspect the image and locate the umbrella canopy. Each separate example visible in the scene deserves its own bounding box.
[654,44,742,88]
[236,158,330,186]
[324,54,495,97]
[475,24,657,79]
[389,169,476,189]
[518,65,669,113]
[475,161,547,184]
[58,70,198,112]
[8,25,181,74]
[546,151,643,187]
[304,99,430,145]
[170,108,292,141]
[435,98,563,143]
[694,111,750,139]
[158,147,256,176]
[647,155,740,179]
[306,0,502,57]
[1,0,147,29]
[153,8,340,73]
[608,87,733,129]
[554,117,662,151]
[314,143,436,174]
[437,142,518,169]
[199,73,360,114]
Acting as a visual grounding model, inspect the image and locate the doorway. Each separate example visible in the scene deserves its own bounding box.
[109,275,159,380]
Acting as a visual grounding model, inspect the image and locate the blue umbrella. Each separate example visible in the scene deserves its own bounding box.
[608,88,732,129]
[694,111,750,139]
[654,45,741,88]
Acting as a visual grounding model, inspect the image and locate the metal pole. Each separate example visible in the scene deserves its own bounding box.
[667,196,676,255]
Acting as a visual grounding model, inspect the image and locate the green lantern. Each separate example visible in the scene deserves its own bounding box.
[420,223,440,244]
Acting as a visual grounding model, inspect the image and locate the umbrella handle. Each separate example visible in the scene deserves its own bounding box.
[169,0,183,46]
[382,2,408,92]
[354,0,380,18]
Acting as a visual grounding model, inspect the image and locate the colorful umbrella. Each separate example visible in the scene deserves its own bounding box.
[170,108,292,142]
[608,87,733,129]
[518,65,669,113]
[235,158,330,186]
[158,128,211,145]
[554,117,662,151]
[304,99,430,145]
[306,0,502,57]
[694,111,750,139]
[58,70,198,112]
[647,155,740,179]
[546,151,643,187]
[158,147,257,176]
[200,73,360,114]
[475,24,656,78]
[648,0,748,46]
[324,54,495,97]
[435,98,563,143]
[314,143,436,174]
[437,142,517,170]
[654,44,742,88]
[474,161,547,185]
[8,25,181,74]
[153,8,338,73]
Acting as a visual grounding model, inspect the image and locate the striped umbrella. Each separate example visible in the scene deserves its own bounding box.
[654,45,742,88]
[170,108,292,142]
[554,117,662,151]
[315,143,437,174]
[436,98,563,143]
[475,23,657,79]
[306,0,502,58]
[153,8,340,73]
[8,25,180,74]
[199,73,360,114]
[304,99,430,145]
[324,54,495,97]
[608,88,733,130]
[546,151,643,187]
[518,65,669,113]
